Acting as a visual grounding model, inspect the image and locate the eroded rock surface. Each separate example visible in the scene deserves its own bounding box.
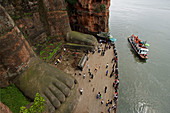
[41,0,71,37]
[0,5,79,113]
[15,57,77,113]
[0,5,34,87]
[0,102,12,113]
[68,0,110,33]
[0,0,71,45]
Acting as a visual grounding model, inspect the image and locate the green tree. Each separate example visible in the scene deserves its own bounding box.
[101,4,106,11]
[95,7,101,13]
[20,93,45,113]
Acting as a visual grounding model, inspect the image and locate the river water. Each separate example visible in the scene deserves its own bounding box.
[109,0,170,113]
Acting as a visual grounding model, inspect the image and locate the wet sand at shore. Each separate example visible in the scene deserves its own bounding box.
[73,45,117,113]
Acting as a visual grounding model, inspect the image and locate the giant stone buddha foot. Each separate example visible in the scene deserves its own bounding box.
[0,5,79,113]
[15,57,79,113]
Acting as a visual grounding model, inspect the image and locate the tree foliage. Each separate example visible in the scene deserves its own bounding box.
[1,84,30,113]
[65,0,78,6]
[101,4,106,11]
[20,93,45,113]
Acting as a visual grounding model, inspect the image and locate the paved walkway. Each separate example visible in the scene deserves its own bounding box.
[73,45,117,113]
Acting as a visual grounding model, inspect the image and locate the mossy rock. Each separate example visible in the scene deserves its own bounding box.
[66,31,98,49]
[14,57,79,113]
[64,43,95,51]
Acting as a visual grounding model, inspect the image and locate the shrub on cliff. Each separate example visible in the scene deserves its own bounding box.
[101,4,106,11]
[65,0,78,15]
[1,84,30,113]
[20,93,45,113]
[95,8,101,13]
[65,0,78,6]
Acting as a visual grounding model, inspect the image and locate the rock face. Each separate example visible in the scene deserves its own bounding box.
[68,0,110,33]
[40,0,71,37]
[0,5,79,113]
[0,102,12,113]
[0,0,47,46]
[0,0,71,46]
[0,5,34,87]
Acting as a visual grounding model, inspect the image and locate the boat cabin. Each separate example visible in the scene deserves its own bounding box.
[138,48,149,55]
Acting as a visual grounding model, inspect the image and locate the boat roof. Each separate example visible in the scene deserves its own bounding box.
[139,47,149,51]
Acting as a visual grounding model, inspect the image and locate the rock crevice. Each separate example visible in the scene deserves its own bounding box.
[68,0,110,33]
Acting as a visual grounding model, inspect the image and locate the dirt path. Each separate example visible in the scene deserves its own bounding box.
[73,45,116,113]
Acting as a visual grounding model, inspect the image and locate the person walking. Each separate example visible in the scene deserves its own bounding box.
[99,93,102,99]
[83,73,85,79]
[91,74,94,79]
[106,101,109,106]
[108,107,111,113]
[64,48,66,52]
[105,86,107,93]
[113,82,115,88]
[112,104,116,110]
[88,68,90,72]
[112,63,115,69]
[75,51,77,57]
[110,72,113,78]
[94,67,98,72]
[109,100,113,104]
[87,64,89,69]
[106,63,109,68]
[79,71,81,76]
[109,45,111,49]
[101,99,104,104]
[97,92,100,99]
[106,70,108,76]
[111,57,114,63]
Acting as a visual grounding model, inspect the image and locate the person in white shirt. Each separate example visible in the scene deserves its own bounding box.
[80,88,83,95]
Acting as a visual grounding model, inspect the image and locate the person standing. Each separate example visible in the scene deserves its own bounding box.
[110,100,112,104]
[109,45,111,49]
[79,71,81,76]
[110,72,113,78]
[64,48,66,52]
[80,88,83,95]
[111,57,114,63]
[99,93,102,99]
[87,64,89,69]
[101,99,104,104]
[108,107,111,113]
[97,92,100,99]
[105,86,107,93]
[83,73,85,79]
[106,63,109,68]
[91,74,94,79]
[94,67,98,72]
[113,82,115,88]
[106,101,109,106]
[112,104,116,110]
[75,51,77,57]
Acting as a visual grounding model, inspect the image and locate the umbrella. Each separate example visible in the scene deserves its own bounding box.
[145,43,150,47]
[109,35,113,39]
[110,38,116,42]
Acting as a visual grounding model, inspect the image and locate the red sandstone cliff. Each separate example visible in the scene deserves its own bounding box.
[68,0,110,33]
[0,0,108,87]
[0,5,34,87]
[0,0,71,46]
[0,102,12,113]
